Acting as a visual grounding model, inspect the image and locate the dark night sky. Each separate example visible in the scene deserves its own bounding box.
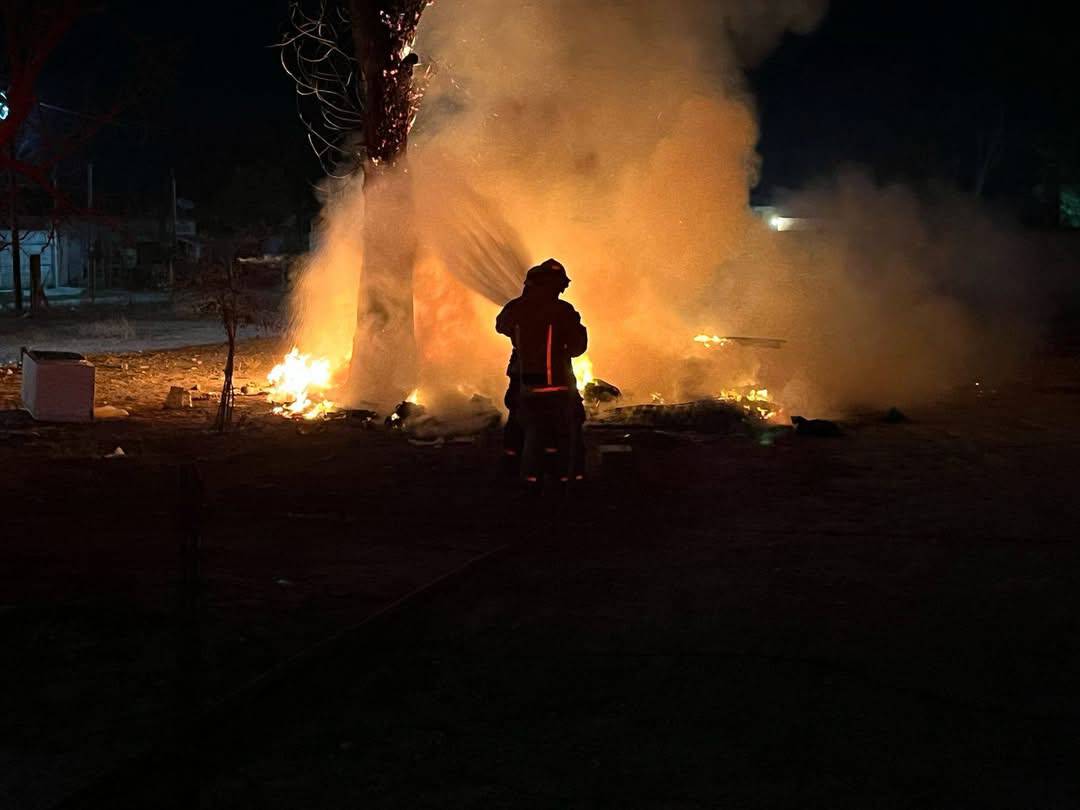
[32,0,1080,218]
[750,0,1080,198]
[38,0,309,222]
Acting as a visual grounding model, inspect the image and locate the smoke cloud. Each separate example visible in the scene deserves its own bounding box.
[289,0,1036,417]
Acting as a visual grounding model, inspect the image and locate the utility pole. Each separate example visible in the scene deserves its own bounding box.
[51,166,60,289]
[87,161,94,302]
[8,139,23,314]
[169,168,177,292]
[29,253,41,316]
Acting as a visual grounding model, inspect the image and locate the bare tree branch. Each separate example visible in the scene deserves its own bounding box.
[278,0,433,176]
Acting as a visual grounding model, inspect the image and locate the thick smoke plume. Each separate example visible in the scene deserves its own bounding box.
[289,0,1034,417]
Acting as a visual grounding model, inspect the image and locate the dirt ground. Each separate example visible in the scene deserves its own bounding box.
[2,331,1080,809]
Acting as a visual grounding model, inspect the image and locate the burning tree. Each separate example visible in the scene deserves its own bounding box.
[281,0,432,408]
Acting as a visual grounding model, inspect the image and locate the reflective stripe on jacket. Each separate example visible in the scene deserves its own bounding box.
[496,292,587,390]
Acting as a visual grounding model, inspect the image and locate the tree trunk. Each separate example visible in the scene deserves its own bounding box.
[348,166,418,408]
[29,253,42,316]
[215,319,237,433]
[215,259,238,432]
[344,0,423,409]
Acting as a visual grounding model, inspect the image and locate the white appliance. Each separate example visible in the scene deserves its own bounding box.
[20,349,96,423]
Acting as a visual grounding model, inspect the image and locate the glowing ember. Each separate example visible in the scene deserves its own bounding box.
[572,355,594,393]
[267,347,336,420]
[694,334,730,348]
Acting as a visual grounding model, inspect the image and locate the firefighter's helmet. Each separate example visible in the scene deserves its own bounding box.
[525,258,570,291]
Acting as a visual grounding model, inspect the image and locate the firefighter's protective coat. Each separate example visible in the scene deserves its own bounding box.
[496,287,588,390]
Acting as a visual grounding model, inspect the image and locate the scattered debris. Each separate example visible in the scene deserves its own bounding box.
[394,394,502,440]
[345,409,380,427]
[584,379,622,407]
[93,405,130,421]
[165,386,193,409]
[386,400,427,428]
[597,399,757,434]
[791,415,843,437]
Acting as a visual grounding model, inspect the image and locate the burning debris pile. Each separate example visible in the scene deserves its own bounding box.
[267,348,336,420]
[262,328,784,440]
[575,353,624,411]
[575,336,783,432]
[265,349,504,441]
[717,387,778,422]
[596,387,781,435]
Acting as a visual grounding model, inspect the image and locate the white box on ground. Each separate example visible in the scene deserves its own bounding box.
[21,349,96,423]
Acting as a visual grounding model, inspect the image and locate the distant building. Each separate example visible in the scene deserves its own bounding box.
[1,212,200,296]
[0,218,82,290]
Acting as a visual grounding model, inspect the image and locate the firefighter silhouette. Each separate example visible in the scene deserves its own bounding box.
[496,259,588,485]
